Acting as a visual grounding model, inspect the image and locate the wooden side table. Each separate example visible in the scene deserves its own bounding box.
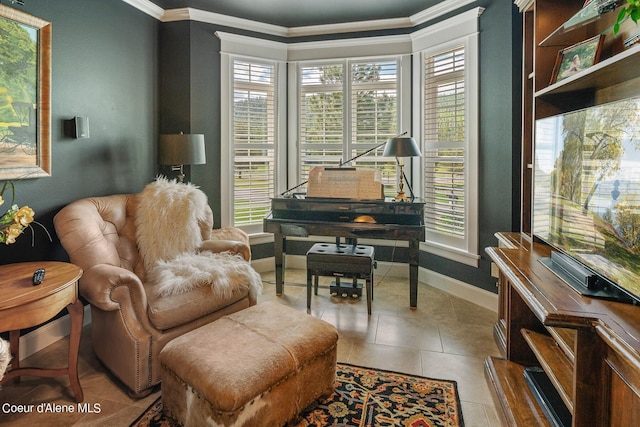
[0,261,84,402]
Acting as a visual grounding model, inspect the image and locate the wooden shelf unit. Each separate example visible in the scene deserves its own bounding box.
[547,327,576,365]
[522,329,574,413]
[485,357,553,427]
[486,238,640,426]
[489,1,640,424]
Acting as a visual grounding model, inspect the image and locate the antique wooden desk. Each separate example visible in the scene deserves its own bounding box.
[0,261,84,402]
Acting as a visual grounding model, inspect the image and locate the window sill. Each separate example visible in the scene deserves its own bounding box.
[248,232,274,245]
[420,241,480,267]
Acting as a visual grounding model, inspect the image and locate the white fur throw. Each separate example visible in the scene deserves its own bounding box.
[0,338,10,381]
[149,251,262,299]
[135,177,262,299]
[135,176,208,267]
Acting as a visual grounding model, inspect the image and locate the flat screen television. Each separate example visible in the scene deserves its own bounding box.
[533,96,640,304]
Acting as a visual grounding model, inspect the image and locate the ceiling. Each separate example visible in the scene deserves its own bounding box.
[149,0,446,28]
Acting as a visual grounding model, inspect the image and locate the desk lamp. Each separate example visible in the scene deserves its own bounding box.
[383,136,421,202]
[159,133,206,183]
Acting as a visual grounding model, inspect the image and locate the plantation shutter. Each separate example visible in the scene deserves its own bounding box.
[298,59,399,196]
[232,60,276,226]
[351,60,398,196]
[423,47,466,238]
[298,63,344,188]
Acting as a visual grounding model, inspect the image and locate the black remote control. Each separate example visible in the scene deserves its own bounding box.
[32,268,45,285]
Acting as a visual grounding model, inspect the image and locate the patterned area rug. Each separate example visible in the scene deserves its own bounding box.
[130,363,464,427]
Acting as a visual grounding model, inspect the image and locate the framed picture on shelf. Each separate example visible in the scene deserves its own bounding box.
[550,34,604,85]
[584,0,619,12]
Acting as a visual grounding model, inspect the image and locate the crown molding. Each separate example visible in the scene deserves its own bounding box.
[288,0,477,37]
[411,6,484,39]
[411,6,484,51]
[286,17,412,38]
[410,0,477,26]
[123,0,479,38]
[163,8,289,37]
[121,0,164,20]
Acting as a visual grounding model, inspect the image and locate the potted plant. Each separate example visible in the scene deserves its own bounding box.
[614,0,640,34]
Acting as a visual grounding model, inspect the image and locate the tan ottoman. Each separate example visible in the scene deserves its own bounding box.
[159,301,338,427]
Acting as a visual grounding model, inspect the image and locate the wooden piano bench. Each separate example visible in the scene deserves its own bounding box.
[306,243,376,315]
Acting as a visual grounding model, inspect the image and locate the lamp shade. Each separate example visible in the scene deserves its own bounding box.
[159,134,206,165]
[382,136,421,157]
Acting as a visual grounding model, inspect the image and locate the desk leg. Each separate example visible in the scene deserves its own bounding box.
[274,232,285,296]
[67,299,84,402]
[409,239,419,309]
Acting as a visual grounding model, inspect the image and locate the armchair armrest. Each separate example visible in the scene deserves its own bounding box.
[198,240,251,261]
[80,264,148,315]
[209,227,250,246]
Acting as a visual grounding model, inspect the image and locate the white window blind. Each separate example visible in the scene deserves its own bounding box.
[298,59,399,196]
[299,63,344,186]
[423,47,466,238]
[232,60,276,226]
[351,60,398,195]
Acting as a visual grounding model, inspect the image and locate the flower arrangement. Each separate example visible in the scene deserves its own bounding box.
[0,181,38,245]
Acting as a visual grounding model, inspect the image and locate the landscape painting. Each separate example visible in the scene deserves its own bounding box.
[0,5,50,179]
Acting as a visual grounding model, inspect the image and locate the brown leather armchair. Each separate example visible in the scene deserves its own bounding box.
[54,191,258,397]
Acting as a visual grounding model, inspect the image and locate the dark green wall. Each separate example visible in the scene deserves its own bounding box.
[0,0,158,263]
[187,21,224,226]
[158,18,224,207]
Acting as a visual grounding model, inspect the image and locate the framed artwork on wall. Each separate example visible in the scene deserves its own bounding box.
[0,5,51,180]
[550,34,604,85]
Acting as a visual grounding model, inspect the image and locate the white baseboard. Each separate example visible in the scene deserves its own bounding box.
[251,256,278,274]
[419,267,498,312]
[254,255,498,312]
[18,305,92,361]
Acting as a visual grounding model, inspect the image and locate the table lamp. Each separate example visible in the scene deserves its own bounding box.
[158,133,206,183]
[383,136,421,202]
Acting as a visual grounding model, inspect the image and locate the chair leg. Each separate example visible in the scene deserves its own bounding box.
[307,269,312,311]
[366,276,372,315]
[371,266,374,301]
[314,273,319,295]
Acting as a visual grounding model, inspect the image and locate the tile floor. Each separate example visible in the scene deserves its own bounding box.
[0,268,502,426]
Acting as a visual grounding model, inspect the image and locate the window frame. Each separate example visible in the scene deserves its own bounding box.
[217,7,483,266]
[218,33,287,234]
[231,59,277,230]
[288,55,412,197]
[411,8,482,267]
